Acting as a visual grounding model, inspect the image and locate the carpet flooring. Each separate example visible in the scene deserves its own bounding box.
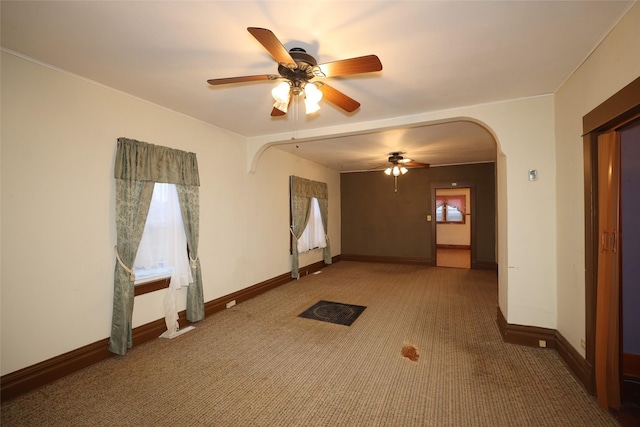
[1,262,618,426]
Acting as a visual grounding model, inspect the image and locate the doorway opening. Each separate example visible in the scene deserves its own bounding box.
[435,187,471,269]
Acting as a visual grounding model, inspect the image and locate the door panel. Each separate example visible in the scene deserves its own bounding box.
[595,130,621,410]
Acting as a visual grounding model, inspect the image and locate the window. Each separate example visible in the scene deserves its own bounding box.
[297,197,327,253]
[436,195,466,224]
[133,183,192,288]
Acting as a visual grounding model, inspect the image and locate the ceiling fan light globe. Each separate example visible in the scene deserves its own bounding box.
[384,167,392,175]
[272,82,291,103]
[400,166,408,175]
[304,83,323,103]
[392,165,400,176]
[273,100,288,113]
[305,100,321,114]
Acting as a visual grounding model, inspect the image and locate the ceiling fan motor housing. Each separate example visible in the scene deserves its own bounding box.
[277,48,318,86]
[388,152,404,164]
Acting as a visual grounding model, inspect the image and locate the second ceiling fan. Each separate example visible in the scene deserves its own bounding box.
[207,27,383,116]
[382,152,430,193]
[384,152,430,176]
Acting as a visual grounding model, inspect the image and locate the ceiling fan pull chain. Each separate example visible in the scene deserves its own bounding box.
[291,95,299,140]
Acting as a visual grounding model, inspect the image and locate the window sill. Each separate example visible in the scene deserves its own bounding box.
[134,277,170,296]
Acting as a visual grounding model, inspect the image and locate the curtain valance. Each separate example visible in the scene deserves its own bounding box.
[290,175,327,200]
[114,137,200,186]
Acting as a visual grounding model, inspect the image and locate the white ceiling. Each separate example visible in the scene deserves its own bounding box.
[1,1,634,171]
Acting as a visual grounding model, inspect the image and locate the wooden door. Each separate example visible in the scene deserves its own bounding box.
[595,130,621,410]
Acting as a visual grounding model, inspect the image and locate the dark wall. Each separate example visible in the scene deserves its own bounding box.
[340,162,496,266]
[621,122,640,354]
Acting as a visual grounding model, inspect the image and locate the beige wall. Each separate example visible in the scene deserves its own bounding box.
[0,52,340,375]
[555,3,640,357]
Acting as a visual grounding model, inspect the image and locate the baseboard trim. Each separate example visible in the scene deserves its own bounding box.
[204,272,293,317]
[0,338,112,403]
[340,254,496,270]
[340,254,434,266]
[623,352,640,378]
[496,307,556,349]
[0,257,339,402]
[204,257,337,316]
[496,306,594,394]
[555,330,594,393]
[437,244,471,250]
[471,261,498,271]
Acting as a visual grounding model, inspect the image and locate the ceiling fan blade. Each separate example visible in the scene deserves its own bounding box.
[207,75,275,85]
[404,161,430,168]
[315,55,382,78]
[318,83,360,112]
[271,107,286,117]
[247,27,295,65]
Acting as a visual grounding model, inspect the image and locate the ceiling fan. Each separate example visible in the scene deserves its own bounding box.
[383,152,430,193]
[207,27,383,116]
[384,152,430,176]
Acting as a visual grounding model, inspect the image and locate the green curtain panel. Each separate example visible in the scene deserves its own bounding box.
[177,184,204,322]
[109,179,154,355]
[110,137,202,355]
[289,176,331,278]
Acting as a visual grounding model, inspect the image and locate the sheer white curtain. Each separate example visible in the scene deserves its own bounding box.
[297,197,327,253]
[133,183,192,337]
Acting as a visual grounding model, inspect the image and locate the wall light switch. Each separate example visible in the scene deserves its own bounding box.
[528,170,538,181]
[427,215,432,222]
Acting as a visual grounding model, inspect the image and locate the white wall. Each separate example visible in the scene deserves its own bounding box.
[0,52,340,375]
[555,3,640,357]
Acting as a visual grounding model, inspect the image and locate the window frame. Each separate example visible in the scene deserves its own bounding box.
[135,277,170,296]
[132,182,190,296]
[436,195,466,224]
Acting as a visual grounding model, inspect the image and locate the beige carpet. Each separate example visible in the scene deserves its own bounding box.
[1,262,617,426]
